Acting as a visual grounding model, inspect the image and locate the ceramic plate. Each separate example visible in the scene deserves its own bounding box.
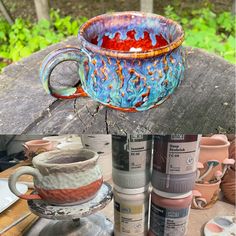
[204,216,236,236]
[0,179,28,213]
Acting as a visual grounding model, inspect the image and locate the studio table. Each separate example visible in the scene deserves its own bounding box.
[0,37,234,134]
[0,161,235,236]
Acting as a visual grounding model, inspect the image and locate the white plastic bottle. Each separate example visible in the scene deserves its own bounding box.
[113,185,150,236]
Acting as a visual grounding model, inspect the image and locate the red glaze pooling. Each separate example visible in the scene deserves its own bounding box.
[91,30,168,51]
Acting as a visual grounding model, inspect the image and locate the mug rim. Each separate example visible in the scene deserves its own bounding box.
[195,180,221,187]
[25,139,52,146]
[78,11,184,59]
[32,148,99,167]
[200,137,230,149]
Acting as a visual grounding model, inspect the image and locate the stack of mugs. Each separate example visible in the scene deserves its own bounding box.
[112,134,201,236]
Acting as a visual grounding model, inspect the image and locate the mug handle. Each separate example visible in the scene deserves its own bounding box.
[8,166,42,200]
[40,46,89,99]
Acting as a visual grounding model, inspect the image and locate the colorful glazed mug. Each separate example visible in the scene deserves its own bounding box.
[40,11,185,112]
[8,149,103,205]
[23,139,54,161]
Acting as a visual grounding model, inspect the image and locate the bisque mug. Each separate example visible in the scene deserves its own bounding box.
[197,136,233,182]
[192,180,221,209]
[40,11,185,112]
[23,139,54,161]
[8,149,103,205]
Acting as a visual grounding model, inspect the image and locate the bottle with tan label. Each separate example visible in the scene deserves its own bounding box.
[113,185,149,236]
[152,135,201,193]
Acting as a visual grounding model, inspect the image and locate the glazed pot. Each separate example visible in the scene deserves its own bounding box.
[8,149,103,205]
[192,180,221,209]
[23,140,54,161]
[197,136,231,182]
[40,11,185,112]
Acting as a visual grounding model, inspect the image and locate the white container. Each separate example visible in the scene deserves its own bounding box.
[81,134,112,181]
[113,185,150,236]
[112,135,152,188]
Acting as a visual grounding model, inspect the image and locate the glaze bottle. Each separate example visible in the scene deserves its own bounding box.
[112,134,152,188]
[152,135,201,193]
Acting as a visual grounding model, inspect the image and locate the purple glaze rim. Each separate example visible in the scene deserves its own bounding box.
[78,11,184,59]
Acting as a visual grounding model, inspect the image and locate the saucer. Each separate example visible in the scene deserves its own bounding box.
[27,182,112,220]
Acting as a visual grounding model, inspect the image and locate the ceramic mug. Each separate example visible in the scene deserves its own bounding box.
[40,11,185,112]
[8,149,103,205]
[23,140,54,161]
[197,136,233,182]
[192,180,221,209]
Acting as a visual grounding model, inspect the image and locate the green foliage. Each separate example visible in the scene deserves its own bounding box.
[0,7,235,72]
[164,6,236,64]
[0,9,87,71]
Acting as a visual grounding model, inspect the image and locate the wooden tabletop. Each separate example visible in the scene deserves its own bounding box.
[0,162,37,236]
[0,37,234,134]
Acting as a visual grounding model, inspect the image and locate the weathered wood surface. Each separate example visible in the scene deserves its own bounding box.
[0,37,234,135]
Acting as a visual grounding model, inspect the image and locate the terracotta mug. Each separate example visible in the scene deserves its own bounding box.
[192,180,221,209]
[23,140,54,161]
[197,136,233,182]
[40,11,185,112]
[8,149,103,205]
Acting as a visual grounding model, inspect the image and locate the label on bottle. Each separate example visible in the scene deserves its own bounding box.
[112,135,152,171]
[150,202,190,236]
[114,200,147,234]
[153,135,200,175]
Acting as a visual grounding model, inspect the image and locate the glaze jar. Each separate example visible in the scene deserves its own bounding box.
[152,135,201,193]
[149,189,192,236]
[113,185,149,236]
[112,134,152,188]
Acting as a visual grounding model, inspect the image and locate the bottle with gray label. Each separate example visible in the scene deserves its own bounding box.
[152,135,201,193]
[112,134,152,189]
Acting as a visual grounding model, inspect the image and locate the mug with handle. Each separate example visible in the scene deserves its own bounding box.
[40,11,185,112]
[8,149,103,205]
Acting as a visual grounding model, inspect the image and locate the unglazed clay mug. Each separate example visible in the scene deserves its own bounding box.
[23,139,54,161]
[192,180,221,209]
[197,136,233,182]
[40,11,185,112]
[8,149,103,205]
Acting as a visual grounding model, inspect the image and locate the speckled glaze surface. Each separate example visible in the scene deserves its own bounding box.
[40,11,185,112]
[8,149,103,205]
